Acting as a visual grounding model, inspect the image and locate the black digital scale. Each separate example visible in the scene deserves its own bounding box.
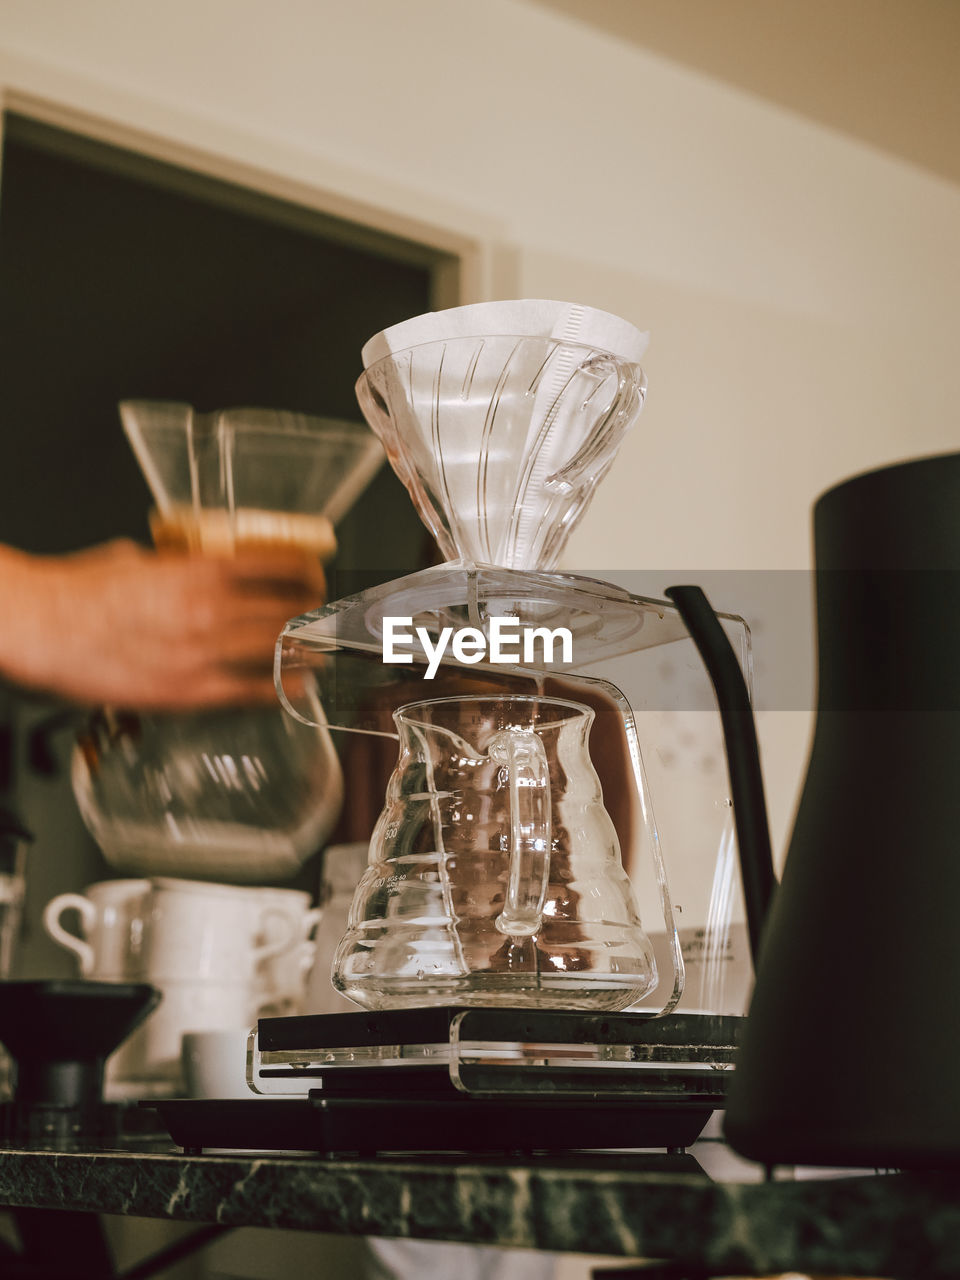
[149,1007,740,1157]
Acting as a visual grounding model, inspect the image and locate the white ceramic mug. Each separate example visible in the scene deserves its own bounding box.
[112,979,263,1089]
[304,843,369,1015]
[43,879,150,979]
[181,1028,255,1099]
[141,877,298,985]
[254,886,322,1015]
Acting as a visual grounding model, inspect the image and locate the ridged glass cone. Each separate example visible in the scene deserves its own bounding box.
[355,335,646,570]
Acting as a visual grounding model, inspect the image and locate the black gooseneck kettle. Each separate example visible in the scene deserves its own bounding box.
[668,450,960,1170]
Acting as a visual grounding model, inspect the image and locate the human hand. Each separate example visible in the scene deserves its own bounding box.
[0,539,329,710]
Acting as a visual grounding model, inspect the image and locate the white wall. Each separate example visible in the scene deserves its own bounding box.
[1,0,957,854]
[0,0,954,881]
[1,0,956,545]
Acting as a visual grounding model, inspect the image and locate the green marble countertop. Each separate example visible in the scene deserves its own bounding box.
[0,1141,959,1277]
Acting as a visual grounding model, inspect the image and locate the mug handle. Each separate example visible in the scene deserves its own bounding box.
[252,907,298,964]
[301,906,323,941]
[296,939,317,979]
[489,727,552,937]
[42,893,97,976]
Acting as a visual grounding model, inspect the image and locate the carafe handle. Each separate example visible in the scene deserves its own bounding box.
[488,728,552,937]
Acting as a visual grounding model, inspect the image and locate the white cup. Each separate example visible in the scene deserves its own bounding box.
[43,879,150,979]
[104,878,302,1095]
[142,877,298,985]
[112,979,261,1089]
[304,843,369,1015]
[182,1028,254,1099]
[254,886,322,1015]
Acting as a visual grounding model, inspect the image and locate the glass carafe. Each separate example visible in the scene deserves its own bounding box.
[71,698,343,882]
[333,694,658,1011]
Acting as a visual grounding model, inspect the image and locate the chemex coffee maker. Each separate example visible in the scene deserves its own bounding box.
[72,402,385,883]
[144,300,776,1159]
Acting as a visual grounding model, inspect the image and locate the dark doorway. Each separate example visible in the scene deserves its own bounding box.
[0,113,444,975]
[0,111,437,570]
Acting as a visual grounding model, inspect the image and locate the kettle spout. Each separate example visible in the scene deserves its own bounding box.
[665,585,778,967]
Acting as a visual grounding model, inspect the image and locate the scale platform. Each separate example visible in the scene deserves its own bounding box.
[149,1008,741,1157]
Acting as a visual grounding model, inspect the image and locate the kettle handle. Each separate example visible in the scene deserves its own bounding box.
[665,585,778,967]
[489,728,552,938]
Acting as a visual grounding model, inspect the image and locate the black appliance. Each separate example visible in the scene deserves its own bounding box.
[0,979,160,1147]
[670,449,960,1170]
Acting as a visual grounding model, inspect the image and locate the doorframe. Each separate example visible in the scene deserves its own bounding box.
[0,51,518,309]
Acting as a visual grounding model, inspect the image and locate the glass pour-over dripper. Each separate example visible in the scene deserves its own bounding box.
[356,305,647,570]
[71,404,384,883]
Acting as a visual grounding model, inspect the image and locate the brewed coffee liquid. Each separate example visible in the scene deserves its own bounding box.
[150,506,337,559]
